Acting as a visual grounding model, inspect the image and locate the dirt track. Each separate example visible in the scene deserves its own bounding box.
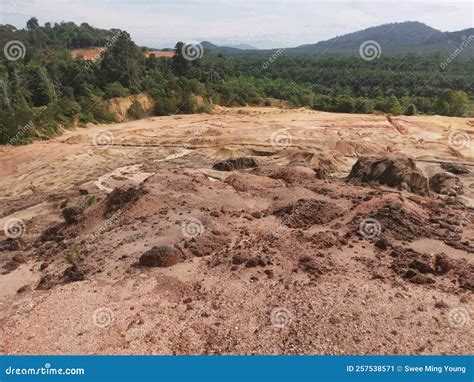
[0,107,473,354]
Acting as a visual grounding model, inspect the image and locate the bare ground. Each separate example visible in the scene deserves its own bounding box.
[0,107,473,354]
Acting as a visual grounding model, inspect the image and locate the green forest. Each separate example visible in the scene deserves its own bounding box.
[1,18,473,144]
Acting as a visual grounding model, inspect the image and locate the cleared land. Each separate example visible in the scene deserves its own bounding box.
[0,107,472,354]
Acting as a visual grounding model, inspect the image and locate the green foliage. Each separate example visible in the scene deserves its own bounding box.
[104,82,130,99]
[127,99,145,119]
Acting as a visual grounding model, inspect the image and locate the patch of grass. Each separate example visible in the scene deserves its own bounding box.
[64,244,85,265]
[82,195,97,209]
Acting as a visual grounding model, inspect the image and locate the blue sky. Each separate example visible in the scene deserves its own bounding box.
[1,0,473,48]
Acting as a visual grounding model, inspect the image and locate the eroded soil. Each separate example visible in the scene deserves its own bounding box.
[0,107,472,354]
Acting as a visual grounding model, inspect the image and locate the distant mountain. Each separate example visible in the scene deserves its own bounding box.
[200,41,247,54]
[226,43,257,50]
[201,21,474,57]
[291,22,474,56]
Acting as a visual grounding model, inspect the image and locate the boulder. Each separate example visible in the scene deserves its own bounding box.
[62,206,84,224]
[429,173,463,196]
[347,155,429,195]
[212,157,258,171]
[139,245,179,267]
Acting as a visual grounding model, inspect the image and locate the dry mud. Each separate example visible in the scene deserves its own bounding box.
[0,107,473,355]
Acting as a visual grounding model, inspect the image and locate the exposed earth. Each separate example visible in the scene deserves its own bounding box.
[0,107,473,355]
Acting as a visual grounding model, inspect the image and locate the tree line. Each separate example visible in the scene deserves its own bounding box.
[0,18,472,145]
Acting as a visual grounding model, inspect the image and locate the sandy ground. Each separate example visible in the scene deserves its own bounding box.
[0,107,472,354]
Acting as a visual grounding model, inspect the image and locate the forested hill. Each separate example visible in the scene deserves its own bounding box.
[291,22,474,56]
[203,22,474,57]
[0,17,120,50]
[0,18,473,146]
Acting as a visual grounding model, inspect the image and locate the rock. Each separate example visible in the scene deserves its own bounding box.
[62,206,84,224]
[212,157,258,171]
[374,237,390,250]
[429,173,463,196]
[0,238,21,251]
[347,155,429,195]
[63,265,86,282]
[404,270,435,285]
[440,163,470,175]
[12,253,27,263]
[139,245,179,267]
[232,254,248,265]
[245,258,259,267]
[39,222,66,242]
[251,211,262,219]
[104,186,145,216]
[409,259,434,274]
[314,167,327,179]
[434,253,452,275]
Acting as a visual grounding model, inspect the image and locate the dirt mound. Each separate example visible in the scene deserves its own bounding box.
[355,200,434,241]
[284,150,343,173]
[104,186,145,217]
[308,231,347,249]
[185,232,229,257]
[273,199,342,228]
[224,172,283,192]
[348,155,429,195]
[256,165,316,185]
[212,157,258,171]
[139,245,180,267]
[389,247,472,289]
[429,173,463,196]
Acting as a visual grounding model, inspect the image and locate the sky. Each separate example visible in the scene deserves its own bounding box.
[1,0,473,49]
